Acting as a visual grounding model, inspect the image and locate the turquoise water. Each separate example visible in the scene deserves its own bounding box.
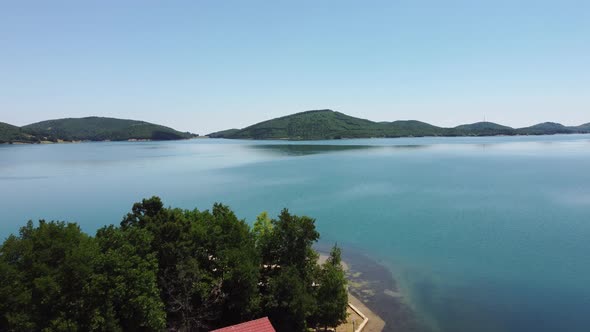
[1,135,590,332]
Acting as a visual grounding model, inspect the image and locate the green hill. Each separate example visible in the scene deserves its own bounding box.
[208,110,450,139]
[208,110,590,140]
[207,128,240,138]
[21,117,194,142]
[516,122,573,135]
[571,123,590,132]
[208,110,448,139]
[0,122,38,143]
[219,110,377,139]
[381,120,447,137]
[453,122,516,136]
[1,117,195,143]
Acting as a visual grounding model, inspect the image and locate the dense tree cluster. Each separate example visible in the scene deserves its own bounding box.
[0,197,348,331]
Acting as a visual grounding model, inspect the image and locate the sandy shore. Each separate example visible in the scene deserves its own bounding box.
[346,292,386,332]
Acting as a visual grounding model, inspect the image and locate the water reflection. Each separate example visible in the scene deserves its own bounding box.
[248,144,430,156]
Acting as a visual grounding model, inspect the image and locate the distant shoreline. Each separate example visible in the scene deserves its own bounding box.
[207,109,590,140]
[0,137,205,145]
[0,116,197,144]
[211,132,590,141]
[4,133,590,145]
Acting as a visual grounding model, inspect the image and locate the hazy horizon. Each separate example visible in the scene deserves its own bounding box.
[1,1,589,134]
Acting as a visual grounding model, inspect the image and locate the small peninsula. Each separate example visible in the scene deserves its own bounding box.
[208,109,590,140]
[0,117,196,144]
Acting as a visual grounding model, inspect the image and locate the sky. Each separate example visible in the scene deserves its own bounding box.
[1,0,589,134]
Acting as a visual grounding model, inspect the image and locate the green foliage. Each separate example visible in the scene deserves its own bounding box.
[0,122,38,143]
[270,209,319,273]
[120,197,260,330]
[0,117,193,143]
[264,266,315,331]
[452,122,516,136]
[22,117,193,141]
[515,122,573,135]
[255,209,321,331]
[207,109,590,140]
[210,109,389,139]
[210,204,260,322]
[252,212,273,240]
[1,117,197,143]
[0,221,100,331]
[207,128,240,138]
[0,197,347,332]
[93,225,166,331]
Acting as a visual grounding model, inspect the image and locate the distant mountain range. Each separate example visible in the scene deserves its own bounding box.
[208,110,590,140]
[3,111,588,144]
[0,117,196,144]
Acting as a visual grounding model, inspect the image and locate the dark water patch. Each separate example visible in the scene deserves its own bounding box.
[316,243,430,332]
[249,144,431,157]
[385,144,431,151]
[249,144,379,156]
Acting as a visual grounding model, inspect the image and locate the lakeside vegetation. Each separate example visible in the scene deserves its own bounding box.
[0,117,196,143]
[0,197,347,331]
[208,109,590,140]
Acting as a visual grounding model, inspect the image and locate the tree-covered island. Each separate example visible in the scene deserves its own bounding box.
[0,117,196,144]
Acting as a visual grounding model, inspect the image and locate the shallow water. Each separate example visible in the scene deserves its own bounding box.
[1,135,590,332]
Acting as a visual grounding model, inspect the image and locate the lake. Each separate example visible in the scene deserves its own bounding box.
[1,135,590,332]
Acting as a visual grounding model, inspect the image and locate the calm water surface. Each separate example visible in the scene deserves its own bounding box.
[1,135,590,332]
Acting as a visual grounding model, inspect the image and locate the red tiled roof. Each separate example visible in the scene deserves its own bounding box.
[211,317,276,332]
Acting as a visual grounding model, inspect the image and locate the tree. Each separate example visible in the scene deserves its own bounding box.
[258,209,321,331]
[119,197,260,331]
[268,209,319,277]
[120,197,207,330]
[252,211,273,248]
[205,203,260,327]
[0,220,100,331]
[93,225,166,331]
[265,266,315,332]
[314,245,348,330]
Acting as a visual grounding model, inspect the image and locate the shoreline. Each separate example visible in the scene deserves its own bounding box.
[0,137,204,145]
[209,132,590,141]
[318,244,429,332]
[319,253,385,332]
[4,132,590,145]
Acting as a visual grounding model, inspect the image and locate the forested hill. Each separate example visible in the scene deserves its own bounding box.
[0,117,196,143]
[0,122,38,143]
[208,109,590,140]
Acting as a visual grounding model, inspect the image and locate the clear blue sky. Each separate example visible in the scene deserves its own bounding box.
[1,0,589,134]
